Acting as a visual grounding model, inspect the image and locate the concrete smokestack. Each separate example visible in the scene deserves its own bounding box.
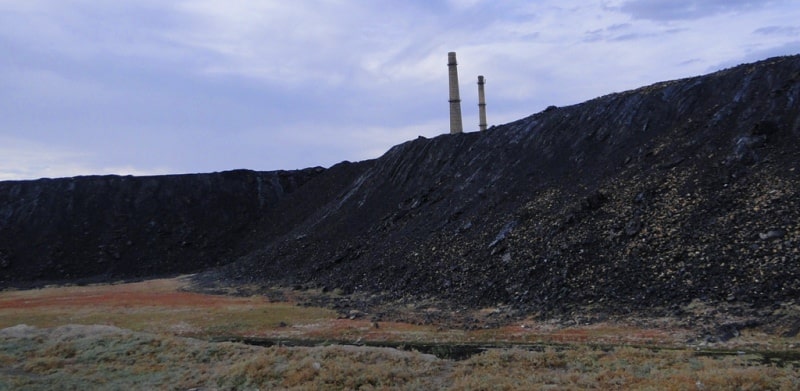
[447,52,463,134]
[477,75,487,131]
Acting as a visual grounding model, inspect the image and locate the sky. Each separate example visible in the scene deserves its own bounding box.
[1,0,799,180]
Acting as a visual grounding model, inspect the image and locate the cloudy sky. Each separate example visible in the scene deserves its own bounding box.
[1,0,799,180]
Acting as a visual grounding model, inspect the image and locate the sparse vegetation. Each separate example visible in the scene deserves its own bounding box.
[0,277,338,339]
[449,346,800,390]
[1,278,799,389]
[2,325,799,390]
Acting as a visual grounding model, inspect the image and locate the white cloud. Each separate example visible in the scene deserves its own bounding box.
[616,0,783,21]
[2,68,116,106]
[1,0,800,180]
[166,1,377,85]
[0,137,170,180]
[446,0,484,10]
[247,116,452,169]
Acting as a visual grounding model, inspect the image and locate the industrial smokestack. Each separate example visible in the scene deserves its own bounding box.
[447,52,463,134]
[477,75,487,131]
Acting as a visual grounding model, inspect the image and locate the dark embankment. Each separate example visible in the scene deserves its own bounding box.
[2,55,799,325]
[207,55,800,319]
[0,169,322,287]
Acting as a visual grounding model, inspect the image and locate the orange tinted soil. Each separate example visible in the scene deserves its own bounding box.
[1,277,775,349]
[0,277,262,309]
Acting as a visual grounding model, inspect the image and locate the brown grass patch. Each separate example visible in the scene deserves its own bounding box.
[2,277,798,351]
[0,276,338,338]
[0,276,248,309]
[2,278,800,389]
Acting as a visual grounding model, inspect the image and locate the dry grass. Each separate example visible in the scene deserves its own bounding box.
[2,325,798,390]
[0,277,338,339]
[450,346,800,390]
[0,324,450,390]
[1,277,800,389]
[5,277,796,349]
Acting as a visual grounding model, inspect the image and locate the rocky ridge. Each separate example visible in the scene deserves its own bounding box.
[0,168,322,286]
[1,55,799,330]
[207,55,800,323]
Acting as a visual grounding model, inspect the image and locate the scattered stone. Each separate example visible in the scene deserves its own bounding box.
[489,221,517,249]
[0,251,9,269]
[759,229,786,240]
[730,134,767,165]
[625,218,642,237]
[658,157,685,169]
[3,54,800,333]
[349,310,365,320]
[751,120,779,136]
[581,190,607,211]
[716,324,740,342]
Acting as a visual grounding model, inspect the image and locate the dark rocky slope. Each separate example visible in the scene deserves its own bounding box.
[0,169,323,287]
[207,55,800,320]
[2,55,799,328]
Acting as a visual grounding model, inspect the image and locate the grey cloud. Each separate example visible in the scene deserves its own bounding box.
[583,23,678,43]
[520,32,541,40]
[755,26,800,36]
[583,31,604,43]
[2,0,800,180]
[619,0,774,21]
[611,32,657,42]
[679,58,702,66]
[607,23,632,31]
[708,41,800,72]
[583,23,633,43]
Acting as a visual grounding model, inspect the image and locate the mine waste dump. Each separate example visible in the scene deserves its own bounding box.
[1,54,799,327]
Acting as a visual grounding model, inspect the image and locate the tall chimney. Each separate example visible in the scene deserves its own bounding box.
[477,75,487,131]
[447,52,463,134]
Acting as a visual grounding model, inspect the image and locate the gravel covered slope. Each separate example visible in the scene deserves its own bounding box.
[207,55,800,321]
[2,55,798,326]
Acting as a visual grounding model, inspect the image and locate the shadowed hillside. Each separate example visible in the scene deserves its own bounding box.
[2,55,799,328]
[206,55,800,320]
[0,169,323,287]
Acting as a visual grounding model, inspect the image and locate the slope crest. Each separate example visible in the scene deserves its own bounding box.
[214,55,800,318]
